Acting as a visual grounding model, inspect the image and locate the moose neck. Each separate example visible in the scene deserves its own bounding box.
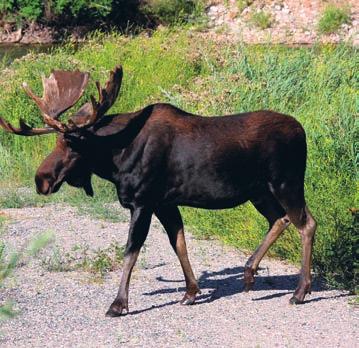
[88,105,155,183]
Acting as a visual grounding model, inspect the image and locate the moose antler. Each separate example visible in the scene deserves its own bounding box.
[0,65,123,136]
[22,70,90,132]
[70,65,123,129]
[0,118,56,136]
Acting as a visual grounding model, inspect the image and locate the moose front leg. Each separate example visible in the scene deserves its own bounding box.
[155,206,200,305]
[106,207,152,317]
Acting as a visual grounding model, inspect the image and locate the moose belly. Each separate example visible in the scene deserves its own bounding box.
[163,169,259,209]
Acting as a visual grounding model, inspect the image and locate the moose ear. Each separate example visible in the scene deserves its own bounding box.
[93,105,154,137]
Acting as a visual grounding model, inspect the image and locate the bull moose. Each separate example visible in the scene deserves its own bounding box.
[0,65,316,317]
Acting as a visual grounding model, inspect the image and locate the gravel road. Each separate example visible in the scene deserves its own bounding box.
[0,204,357,347]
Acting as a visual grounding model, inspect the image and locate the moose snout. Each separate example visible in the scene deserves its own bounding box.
[35,174,52,195]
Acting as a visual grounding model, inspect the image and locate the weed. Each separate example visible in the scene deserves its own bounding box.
[42,243,125,277]
[318,5,351,34]
[0,229,53,320]
[250,10,273,29]
[236,0,253,13]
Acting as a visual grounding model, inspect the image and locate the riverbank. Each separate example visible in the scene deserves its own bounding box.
[0,23,90,44]
[0,0,358,45]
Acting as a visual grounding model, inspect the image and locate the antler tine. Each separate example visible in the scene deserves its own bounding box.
[0,116,57,136]
[70,65,123,130]
[95,81,104,104]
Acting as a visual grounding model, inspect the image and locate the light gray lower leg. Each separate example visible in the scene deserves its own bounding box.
[290,207,317,304]
[244,216,290,291]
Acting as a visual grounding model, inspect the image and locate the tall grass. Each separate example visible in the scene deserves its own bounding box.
[0,30,357,289]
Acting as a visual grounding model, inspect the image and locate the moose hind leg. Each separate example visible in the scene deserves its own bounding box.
[155,206,200,305]
[270,181,317,304]
[245,193,290,291]
[106,207,152,317]
[289,206,316,304]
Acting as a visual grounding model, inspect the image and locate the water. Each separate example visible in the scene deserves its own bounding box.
[0,44,54,66]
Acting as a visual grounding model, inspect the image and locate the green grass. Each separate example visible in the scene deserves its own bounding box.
[42,242,125,277]
[236,0,253,13]
[250,10,273,29]
[0,224,53,320]
[318,5,351,34]
[0,30,357,290]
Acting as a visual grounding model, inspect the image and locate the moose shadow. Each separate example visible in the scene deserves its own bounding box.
[127,266,349,316]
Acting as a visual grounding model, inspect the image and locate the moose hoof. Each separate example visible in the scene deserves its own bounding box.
[105,301,128,317]
[289,296,304,305]
[243,267,255,292]
[180,293,196,305]
[243,282,254,293]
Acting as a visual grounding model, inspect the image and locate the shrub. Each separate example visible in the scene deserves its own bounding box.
[0,0,205,27]
[250,10,273,29]
[318,5,351,34]
[141,0,205,25]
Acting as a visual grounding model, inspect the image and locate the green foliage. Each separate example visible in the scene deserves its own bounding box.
[318,5,351,34]
[0,0,14,13]
[141,0,205,25]
[0,225,53,320]
[54,0,112,18]
[0,0,205,26]
[250,10,273,29]
[0,0,113,24]
[236,0,253,13]
[42,242,125,276]
[17,0,42,21]
[0,31,357,290]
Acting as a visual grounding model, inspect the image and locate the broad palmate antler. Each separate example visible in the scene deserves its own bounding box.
[0,65,123,136]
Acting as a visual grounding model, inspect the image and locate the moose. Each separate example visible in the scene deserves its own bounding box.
[0,65,316,317]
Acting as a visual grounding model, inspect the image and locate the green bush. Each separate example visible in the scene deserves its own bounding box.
[250,10,273,29]
[141,0,204,25]
[0,0,205,27]
[318,5,351,34]
[0,0,114,23]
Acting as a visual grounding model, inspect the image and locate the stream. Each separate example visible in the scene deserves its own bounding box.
[0,44,54,66]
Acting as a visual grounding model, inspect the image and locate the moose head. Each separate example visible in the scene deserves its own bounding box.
[0,66,123,197]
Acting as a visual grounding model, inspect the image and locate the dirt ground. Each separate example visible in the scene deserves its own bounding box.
[0,204,357,347]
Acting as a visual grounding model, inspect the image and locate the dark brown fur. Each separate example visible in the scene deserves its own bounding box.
[36,104,317,315]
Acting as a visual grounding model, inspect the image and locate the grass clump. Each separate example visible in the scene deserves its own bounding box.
[42,243,125,277]
[250,10,273,29]
[236,0,253,13]
[0,227,53,320]
[318,5,351,34]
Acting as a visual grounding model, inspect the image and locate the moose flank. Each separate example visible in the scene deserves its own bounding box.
[0,66,317,317]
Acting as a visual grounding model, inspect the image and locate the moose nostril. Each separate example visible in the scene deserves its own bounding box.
[35,176,51,195]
